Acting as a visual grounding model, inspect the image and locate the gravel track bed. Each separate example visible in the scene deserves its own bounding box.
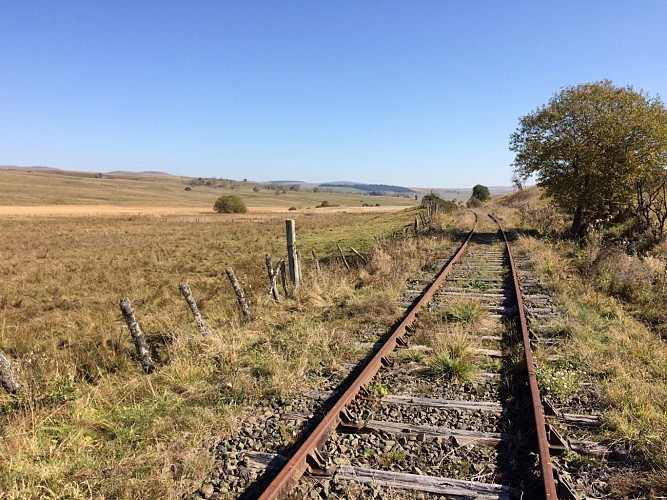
[350,398,504,433]
[203,391,338,498]
[552,457,632,497]
[368,363,502,401]
[287,475,444,499]
[323,432,503,483]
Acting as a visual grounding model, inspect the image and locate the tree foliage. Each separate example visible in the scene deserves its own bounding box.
[213,195,247,214]
[471,184,490,202]
[510,80,667,237]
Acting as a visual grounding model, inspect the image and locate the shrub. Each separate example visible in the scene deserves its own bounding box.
[252,186,260,193]
[467,197,482,208]
[184,186,192,191]
[288,206,297,211]
[316,201,338,208]
[213,195,247,214]
[471,184,490,201]
[421,193,458,213]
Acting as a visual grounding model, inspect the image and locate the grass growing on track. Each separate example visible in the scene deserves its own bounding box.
[0,208,459,498]
[515,236,667,496]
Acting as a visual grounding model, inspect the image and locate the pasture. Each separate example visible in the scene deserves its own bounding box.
[0,171,445,497]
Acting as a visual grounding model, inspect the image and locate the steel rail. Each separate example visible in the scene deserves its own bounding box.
[489,213,558,499]
[257,212,478,500]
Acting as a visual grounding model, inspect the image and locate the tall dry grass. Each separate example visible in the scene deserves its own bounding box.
[0,208,455,497]
[515,236,667,495]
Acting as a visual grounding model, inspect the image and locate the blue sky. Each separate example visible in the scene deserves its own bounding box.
[1,2,666,188]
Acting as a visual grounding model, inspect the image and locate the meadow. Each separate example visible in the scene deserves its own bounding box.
[0,168,415,211]
[0,169,455,497]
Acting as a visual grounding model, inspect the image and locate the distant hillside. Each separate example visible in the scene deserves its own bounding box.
[107,170,173,176]
[0,165,61,171]
[319,182,416,194]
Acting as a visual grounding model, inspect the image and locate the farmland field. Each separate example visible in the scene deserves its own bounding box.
[0,168,441,497]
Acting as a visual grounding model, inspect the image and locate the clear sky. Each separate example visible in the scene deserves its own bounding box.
[1,1,666,188]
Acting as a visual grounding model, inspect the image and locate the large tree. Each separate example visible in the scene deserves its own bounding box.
[510,80,667,237]
[471,184,490,202]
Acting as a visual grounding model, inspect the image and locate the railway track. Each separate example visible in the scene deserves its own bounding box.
[209,213,617,499]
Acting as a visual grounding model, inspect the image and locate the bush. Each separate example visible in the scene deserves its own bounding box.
[184,186,192,191]
[213,195,247,214]
[467,197,482,207]
[421,193,458,213]
[252,186,260,193]
[288,206,297,211]
[471,184,490,201]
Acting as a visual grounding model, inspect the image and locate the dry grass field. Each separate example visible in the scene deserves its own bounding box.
[0,168,416,212]
[0,168,454,498]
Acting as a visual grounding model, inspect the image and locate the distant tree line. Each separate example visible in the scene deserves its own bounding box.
[319,183,416,194]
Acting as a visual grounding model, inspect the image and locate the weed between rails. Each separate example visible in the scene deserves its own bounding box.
[427,332,478,382]
[445,298,487,323]
[0,210,458,497]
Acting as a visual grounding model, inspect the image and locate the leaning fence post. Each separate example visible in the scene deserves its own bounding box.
[350,246,367,263]
[286,219,300,289]
[311,250,321,276]
[226,267,252,321]
[178,281,211,334]
[265,254,280,302]
[119,298,155,374]
[414,216,419,235]
[337,243,351,270]
[0,351,20,396]
[278,259,289,298]
[419,211,428,229]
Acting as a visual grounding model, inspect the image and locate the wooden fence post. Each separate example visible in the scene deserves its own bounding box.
[226,267,252,321]
[178,281,211,334]
[337,243,351,270]
[296,250,303,284]
[286,220,300,288]
[414,216,419,235]
[0,351,20,396]
[419,212,428,229]
[278,259,289,298]
[350,246,367,263]
[265,254,280,302]
[119,298,155,374]
[311,250,321,276]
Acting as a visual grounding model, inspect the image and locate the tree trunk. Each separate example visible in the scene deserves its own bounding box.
[570,205,584,238]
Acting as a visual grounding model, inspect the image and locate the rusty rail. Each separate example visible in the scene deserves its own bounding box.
[258,212,558,499]
[257,213,478,499]
[489,213,558,499]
